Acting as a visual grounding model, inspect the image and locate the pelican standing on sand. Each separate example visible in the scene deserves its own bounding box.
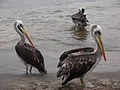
[14,20,47,74]
[57,24,106,86]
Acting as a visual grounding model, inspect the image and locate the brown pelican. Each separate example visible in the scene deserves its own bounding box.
[14,20,47,74]
[57,24,106,86]
[71,8,89,27]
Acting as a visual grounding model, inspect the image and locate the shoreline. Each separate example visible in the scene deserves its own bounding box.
[0,71,120,90]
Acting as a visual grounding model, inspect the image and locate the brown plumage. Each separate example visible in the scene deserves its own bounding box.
[15,43,47,74]
[71,8,89,27]
[57,47,94,67]
[57,24,106,86]
[14,20,47,74]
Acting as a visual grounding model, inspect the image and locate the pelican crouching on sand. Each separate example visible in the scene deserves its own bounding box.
[14,20,47,74]
[57,24,106,86]
[71,8,89,27]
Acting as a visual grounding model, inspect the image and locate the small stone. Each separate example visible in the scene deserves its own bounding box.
[85,82,95,88]
[114,82,120,87]
[41,84,48,89]
[52,82,58,85]
[99,79,111,85]
[114,83,118,86]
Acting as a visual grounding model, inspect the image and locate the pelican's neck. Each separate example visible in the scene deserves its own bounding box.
[86,41,102,75]
[94,40,102,58]
[14,25,25,44]
[19,33,25,44]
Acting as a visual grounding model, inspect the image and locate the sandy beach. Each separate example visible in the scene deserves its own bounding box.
[0,71,120,90]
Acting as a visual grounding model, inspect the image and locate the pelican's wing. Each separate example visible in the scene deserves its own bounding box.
[57,53,96,78]
[58,47,94,67]
[15,43,46,73]
[71,11,80,20]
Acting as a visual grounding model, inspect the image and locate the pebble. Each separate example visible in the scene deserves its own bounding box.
[85,82,95,88]
[99,79,111,85]
[41,84,48,89]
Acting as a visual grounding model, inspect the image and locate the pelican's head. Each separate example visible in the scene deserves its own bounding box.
[90,24,106,61]
[79,8,85,14]
[14,20,35,48]
[91,24,102,37]
[15,20,23,27]
[14,20,24,35]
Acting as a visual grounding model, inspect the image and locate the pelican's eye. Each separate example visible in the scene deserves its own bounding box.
[95,31,101,35]
[19,24,23,27]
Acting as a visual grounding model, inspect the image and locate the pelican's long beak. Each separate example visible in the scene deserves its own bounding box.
[96,35,107,61]
[20,26,35,48]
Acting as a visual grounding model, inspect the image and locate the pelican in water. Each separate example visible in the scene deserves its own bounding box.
[14,20,47,74]
[57,24,106,86]
[71,8,89,27]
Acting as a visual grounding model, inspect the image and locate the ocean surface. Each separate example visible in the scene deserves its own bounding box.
[0,0,120,74]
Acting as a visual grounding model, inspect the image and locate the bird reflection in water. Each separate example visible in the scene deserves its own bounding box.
[70,25,89,41]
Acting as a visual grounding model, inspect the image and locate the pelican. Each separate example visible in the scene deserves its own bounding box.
[71,8,89,27]
[14,20,47,74]
[57,24,106,86]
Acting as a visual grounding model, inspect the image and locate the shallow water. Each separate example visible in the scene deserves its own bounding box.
[0,0,120,74]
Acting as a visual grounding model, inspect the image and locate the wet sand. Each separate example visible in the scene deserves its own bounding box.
[0,71,120,90]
